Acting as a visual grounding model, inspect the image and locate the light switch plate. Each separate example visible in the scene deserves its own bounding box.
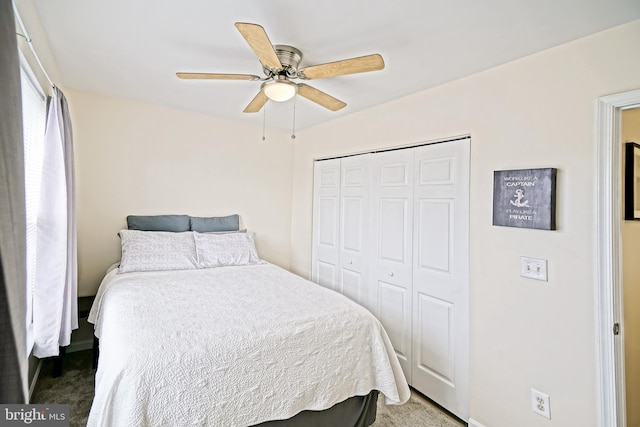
[520,257,548,281]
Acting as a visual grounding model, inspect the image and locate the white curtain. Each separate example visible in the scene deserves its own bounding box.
[33,88,77,358]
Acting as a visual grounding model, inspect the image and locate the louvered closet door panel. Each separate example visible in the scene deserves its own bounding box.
[339,154,371,308]
[370,149,414,381]
[412,139,469,420]
[312,159,341,291]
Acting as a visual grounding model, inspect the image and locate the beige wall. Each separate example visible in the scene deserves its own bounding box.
[67,89,294,295]
[290,20,640,427]
[622,107,640,427]
[16,0,640,423]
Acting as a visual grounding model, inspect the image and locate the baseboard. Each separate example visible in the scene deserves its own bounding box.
[28,359,42,403]
[468,418,487,427]
[67,339,93,353]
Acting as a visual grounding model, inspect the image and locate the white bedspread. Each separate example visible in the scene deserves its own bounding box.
[87,263,410,427]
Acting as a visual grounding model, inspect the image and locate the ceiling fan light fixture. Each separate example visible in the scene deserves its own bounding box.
[262,80,297,102]
[178,23,384,113]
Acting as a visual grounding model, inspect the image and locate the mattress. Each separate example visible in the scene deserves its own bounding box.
[87,262,410,426]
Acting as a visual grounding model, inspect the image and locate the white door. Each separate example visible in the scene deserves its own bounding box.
[411,139,470,420]
[371,149,415,381]
[311,159,341,291]
[339,154,371,308]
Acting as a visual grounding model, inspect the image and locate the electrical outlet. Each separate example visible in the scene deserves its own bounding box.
[520,257,548,281]
[531,389,551,419]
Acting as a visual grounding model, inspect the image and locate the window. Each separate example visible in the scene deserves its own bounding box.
[20,54,47,355]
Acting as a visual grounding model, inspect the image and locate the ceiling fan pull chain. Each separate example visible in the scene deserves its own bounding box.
[291,95,297,140]
[262,104,267,141]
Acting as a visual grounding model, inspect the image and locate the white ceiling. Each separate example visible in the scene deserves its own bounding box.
[33,0,640,131]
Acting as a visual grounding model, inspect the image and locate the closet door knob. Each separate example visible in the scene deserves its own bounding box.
[348,260,353,264]
[389,272,394,277]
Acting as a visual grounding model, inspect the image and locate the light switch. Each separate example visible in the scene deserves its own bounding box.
[520,257,548,281]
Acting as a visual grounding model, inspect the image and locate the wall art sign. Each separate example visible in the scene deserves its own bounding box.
[493,168,557,230]
[625,142,640,220]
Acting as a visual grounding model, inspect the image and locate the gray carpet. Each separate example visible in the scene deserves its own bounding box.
[31,350,465,427]
[31,350,94,426]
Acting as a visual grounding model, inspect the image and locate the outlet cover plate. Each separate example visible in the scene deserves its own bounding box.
[520,257,548,281]
[531,388,551,419]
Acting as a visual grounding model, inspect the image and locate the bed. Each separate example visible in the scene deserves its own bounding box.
[87,227,410,426]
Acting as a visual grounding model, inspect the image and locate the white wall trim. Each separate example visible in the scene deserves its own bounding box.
[28,359,42,403]
[468,418,487,427]
[312,133,471,162]
[596,88,640,427]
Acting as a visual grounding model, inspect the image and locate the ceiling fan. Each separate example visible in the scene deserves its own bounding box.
[176,22,385,113]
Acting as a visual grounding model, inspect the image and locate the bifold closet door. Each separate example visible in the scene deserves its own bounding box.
[339,154,371,308]
[370,149,415,381]
[411,139,469,420]
[311,159,341,291]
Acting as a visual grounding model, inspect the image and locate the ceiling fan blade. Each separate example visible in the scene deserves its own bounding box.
[176,72,260,81]
[234,22,282,70]
[297,84,346,111]
[243,90,269,113]
[298,54,385,80]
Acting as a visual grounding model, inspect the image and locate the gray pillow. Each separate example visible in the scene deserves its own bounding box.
[127,214,190,232]
[189,214,239,232]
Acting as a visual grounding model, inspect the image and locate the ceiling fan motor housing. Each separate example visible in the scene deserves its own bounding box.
[264,45,303,78]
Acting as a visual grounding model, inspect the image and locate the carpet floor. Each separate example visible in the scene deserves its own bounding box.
[31,350,466,427]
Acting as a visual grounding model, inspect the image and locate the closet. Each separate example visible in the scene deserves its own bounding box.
[311,138,470,421]
[312,154,370,307]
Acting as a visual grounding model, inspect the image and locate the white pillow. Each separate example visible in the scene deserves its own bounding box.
[194,231,263,268]
[118,230,198,273]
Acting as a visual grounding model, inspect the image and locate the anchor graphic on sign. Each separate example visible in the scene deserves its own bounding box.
[510,189,530,208]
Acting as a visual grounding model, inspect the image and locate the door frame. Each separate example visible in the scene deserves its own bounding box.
[596,88,640,427]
